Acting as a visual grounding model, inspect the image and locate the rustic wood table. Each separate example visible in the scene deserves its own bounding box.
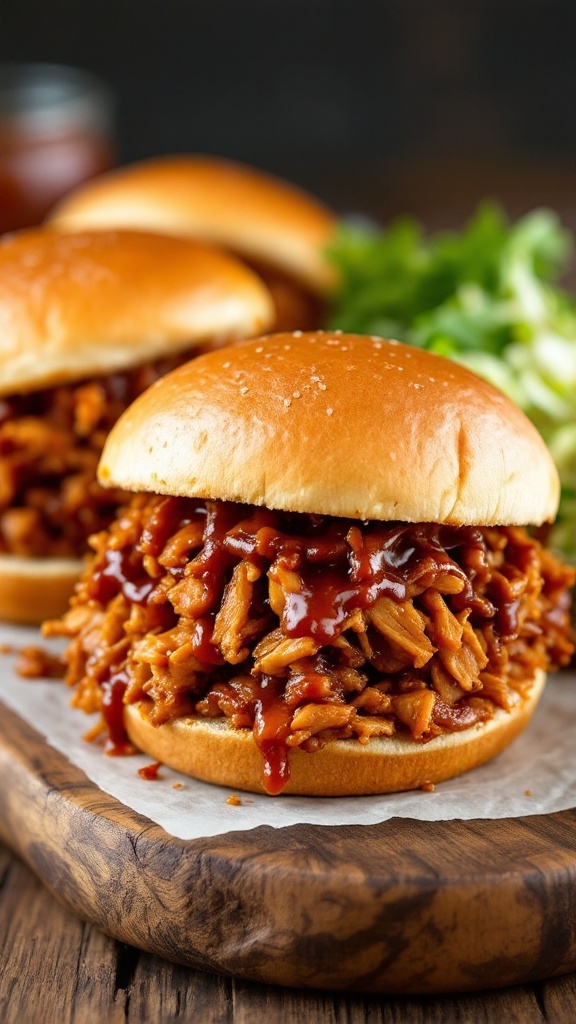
[1,836,576,1024]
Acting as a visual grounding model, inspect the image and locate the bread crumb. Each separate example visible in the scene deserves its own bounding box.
[420,781,436,793]
[283,398,291,407]
[524,789,532,797]
[240,386,249,395]
[172,782,185,790]
[227,794,242,806]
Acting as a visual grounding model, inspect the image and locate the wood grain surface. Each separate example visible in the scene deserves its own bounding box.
[2,697,576,998]
[3,839,576,1024]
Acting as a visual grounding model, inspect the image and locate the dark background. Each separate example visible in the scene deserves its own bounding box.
[1,0,575,224]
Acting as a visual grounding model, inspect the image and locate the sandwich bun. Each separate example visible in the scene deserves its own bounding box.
[90,333,567,795]
[0,228,274,396]
[0,554,83,624]
[124,669,546,796]
[0,229,273,622]
[99,332,559,527]
[48,155,338,295]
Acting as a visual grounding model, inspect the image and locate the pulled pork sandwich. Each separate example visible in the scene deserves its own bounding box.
[46,332,575,795]
[47,154,337,332]
[0,228,273,623]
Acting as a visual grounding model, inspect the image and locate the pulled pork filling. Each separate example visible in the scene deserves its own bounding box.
[0,350,199,559]
[46,495,575,794]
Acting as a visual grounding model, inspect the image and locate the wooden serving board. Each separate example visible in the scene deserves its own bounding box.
[2,697,576,995]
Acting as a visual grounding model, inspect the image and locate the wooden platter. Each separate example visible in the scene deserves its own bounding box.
[2,696,576,995]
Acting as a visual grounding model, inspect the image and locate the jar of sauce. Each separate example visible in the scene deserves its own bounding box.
[0,63,115,234]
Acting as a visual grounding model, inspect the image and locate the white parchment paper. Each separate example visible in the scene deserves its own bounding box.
[1,622,575,839]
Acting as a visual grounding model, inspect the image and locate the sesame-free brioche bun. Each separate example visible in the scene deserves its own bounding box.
[99,332,560,527]
[0,228,274,396]
[48,155,338,295]
[125,669,546,796]
[0,554,83,624]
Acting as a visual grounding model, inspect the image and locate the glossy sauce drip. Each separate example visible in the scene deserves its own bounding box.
[191,615,225,666]
[350,524,476,584]
[495,600,520,639]
[139,496,202,558]
[88,547,156,606]
[226,514,482,646]
[187,502,243,610]
[281,524,476,645]
[283,569,371,642]
[253,676,293,795]
[225,512,350,565]
[101,669,134,755]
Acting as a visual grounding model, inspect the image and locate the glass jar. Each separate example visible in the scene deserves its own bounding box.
[0,62,115,234]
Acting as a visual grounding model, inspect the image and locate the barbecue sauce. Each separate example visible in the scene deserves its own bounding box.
[253,676,293,795]
[80,496,568,793]
[101,669,135,756]
[88,547,156,605]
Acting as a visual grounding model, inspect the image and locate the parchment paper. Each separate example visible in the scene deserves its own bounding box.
[1,622,574,839]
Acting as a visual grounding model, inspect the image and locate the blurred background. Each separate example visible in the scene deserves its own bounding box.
[0,0,575,226]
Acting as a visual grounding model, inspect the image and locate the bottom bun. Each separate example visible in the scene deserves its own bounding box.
[124,670,546,796]
[0,554,83,625]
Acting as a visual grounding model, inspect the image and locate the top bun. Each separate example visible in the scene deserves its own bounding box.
[99,332,560,526]
[0,228,273,396]
[48,155,338,295]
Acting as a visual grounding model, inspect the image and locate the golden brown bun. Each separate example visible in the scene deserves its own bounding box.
[0,228,274,397]
[99,332,560,526]
[0,554,82,624]
[124,669,546,796]
[48,155,338,294]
